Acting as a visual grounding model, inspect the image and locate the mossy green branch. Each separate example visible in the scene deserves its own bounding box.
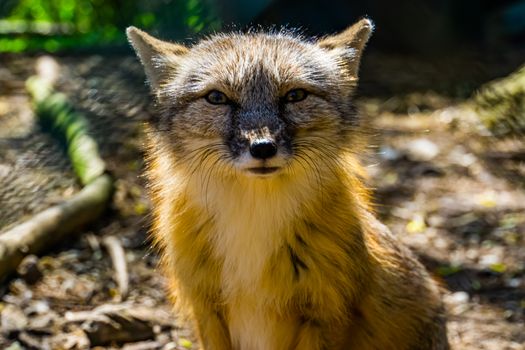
[26,76,105,185]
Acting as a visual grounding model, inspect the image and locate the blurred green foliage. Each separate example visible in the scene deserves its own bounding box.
[0,0,220,53]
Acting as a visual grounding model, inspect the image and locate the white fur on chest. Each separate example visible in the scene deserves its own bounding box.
[187,175,311,349]
[207,178,299,295]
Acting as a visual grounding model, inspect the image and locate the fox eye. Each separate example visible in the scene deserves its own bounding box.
[284,89,308,103]
[205,90,229,105]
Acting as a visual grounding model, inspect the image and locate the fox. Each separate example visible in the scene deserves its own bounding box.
[127,18,449,350]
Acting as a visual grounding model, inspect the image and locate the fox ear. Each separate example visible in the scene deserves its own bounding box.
[318,18,374,78]
[126,27,188,90]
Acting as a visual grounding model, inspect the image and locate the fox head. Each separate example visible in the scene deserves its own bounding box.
[127,19,373,181]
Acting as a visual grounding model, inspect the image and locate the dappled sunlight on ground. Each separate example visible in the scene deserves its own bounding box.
[0,52,524,349]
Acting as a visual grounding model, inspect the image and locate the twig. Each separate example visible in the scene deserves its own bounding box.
[102,235,129,300]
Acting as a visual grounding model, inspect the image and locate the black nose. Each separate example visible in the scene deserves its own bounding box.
[250,139,278,159]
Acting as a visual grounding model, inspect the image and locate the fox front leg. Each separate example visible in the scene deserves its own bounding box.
[294,316,355,350]
[192,303,232,350]
[294,319,343,350]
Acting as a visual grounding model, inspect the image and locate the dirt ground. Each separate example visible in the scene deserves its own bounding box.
[0,51,524,349]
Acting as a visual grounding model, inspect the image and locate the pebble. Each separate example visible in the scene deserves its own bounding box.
[405,138,440,161]
[446,291,471,315]
[505,278,522,288]
[379,145,402,161]
[448,291,470,305]
[479,253,501,267]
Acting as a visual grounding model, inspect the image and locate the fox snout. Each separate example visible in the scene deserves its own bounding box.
[230,124,291,176]
[232,108,288,156]
[249,138,278,160]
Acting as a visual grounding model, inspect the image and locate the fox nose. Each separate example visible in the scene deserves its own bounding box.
[250,139,278,159]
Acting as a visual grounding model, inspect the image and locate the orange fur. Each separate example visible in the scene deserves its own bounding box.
[128,19,449,350]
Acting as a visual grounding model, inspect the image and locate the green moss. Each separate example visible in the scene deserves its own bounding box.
[27,76,106,185]
[474,65,525,136]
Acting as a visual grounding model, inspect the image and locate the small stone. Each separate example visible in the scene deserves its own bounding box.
[448,291,469,305]
[479,254,500,267]
[379,145,401,161]
[445,291,470,315]
[505,278,522,288]
[405,138,439,161]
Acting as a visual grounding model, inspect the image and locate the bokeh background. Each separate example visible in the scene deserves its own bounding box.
[1,0,525,53]
[0,1,524,349]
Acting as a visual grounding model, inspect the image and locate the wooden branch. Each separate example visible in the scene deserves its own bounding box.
[64,303,174,346]
[0,174,113,283]
[102,236,129,300]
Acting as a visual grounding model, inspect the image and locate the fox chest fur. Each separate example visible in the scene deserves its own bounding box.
[150,154,370,349]
[128,18,449,350]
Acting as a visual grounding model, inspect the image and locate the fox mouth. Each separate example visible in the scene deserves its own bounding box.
[235,150,287,176]
[247,166,280,175]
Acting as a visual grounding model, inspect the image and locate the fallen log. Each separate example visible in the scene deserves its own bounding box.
[0,175,113,283]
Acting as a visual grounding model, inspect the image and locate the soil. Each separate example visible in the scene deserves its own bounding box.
[0,51,524,350]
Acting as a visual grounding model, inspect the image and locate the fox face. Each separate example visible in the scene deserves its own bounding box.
[128,19,373,180]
